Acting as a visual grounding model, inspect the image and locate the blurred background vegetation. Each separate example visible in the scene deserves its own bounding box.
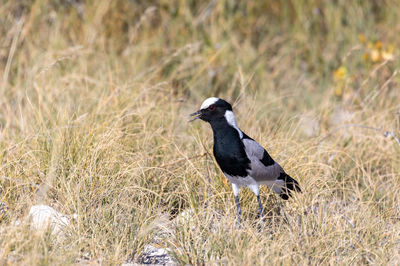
[1,0,399,97]
[0,0,399,264]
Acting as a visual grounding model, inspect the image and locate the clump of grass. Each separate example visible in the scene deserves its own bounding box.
[0,0,399,264]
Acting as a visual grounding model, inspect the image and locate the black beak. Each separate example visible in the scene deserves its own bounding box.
[189,110,201,122]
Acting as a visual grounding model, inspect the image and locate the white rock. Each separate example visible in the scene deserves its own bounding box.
[138,245,176,266]
[122,244,176,265]
[174,209,196,224]
[28,205,70,234]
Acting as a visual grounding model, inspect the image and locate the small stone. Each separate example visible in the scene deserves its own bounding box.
[28,205,70,235]
[137,244,177,266]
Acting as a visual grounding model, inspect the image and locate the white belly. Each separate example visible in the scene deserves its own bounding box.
[224,173,258,188]
[224,173,284,195]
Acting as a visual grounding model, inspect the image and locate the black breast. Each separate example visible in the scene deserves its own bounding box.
[212,124,250,177]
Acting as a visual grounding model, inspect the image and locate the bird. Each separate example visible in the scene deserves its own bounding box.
[190,97,301,224]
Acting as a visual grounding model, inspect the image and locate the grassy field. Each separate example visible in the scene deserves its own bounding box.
[1,0,400,264]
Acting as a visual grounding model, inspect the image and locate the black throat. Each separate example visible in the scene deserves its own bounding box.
[209,118,250,177]
[209,118,234,136]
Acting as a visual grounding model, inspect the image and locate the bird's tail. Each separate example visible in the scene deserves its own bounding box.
[277,172,301,200]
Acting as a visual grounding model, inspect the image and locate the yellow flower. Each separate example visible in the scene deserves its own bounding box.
[333,66,347,80]
[382,51,394,61]
[374,41,383,50]
[382,44,395,61]
[370,49,381,62]
[362,52,369,61]
[358,34,366,44]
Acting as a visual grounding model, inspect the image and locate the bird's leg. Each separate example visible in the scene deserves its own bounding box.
[235,195,241,226]
[249,184,264,222]
[232,184,241,226]
[256,194,265,221]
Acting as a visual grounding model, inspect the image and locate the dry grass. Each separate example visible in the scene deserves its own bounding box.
[0,0,400,264]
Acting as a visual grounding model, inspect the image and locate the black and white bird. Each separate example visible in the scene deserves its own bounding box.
[190,97,301,224]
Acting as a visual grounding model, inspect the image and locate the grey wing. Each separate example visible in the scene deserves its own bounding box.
[242,138,283,183]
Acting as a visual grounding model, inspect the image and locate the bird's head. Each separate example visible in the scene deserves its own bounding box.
[189,97,233,123]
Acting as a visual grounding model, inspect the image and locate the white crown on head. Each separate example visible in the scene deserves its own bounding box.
[200,97,219,110]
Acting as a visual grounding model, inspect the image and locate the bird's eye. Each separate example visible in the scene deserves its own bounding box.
[209,105,215,111]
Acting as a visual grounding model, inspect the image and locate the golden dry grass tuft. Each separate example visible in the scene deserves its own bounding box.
[0,0,400,264]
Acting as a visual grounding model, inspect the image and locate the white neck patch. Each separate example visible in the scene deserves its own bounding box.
[200,97,219,110]
[224,110,243,139]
